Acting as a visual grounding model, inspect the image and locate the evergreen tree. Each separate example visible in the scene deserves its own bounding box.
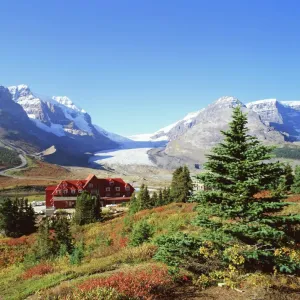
[0,198,18,237]
[139,184,152,210]
[74,192,101,225]
[158,189,164,206]
[170,166,193,203]
[129,193,140,214]
[52,212,74,253]
[162,187,171,205]
[291,165,300,194]
[36,214,74,259]
[36,217,54,258]
[19,199,36,235]
[0,197,35,237]
[275,163,294,193]
[151,191,159,207]
[194,106,300,273]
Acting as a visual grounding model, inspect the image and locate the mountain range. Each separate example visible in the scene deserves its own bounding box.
[1,84,300,168]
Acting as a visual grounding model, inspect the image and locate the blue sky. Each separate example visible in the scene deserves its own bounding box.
[1,0,300,136]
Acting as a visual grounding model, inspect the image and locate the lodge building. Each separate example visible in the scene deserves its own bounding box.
[45,174,134,211]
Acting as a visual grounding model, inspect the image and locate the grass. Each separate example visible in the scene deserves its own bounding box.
[0,203,196,299]
[1,199,300,300]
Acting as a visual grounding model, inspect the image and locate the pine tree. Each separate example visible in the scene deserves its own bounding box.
[194,106,300,273]
[162,187,171,205]
[19,199,36,235]
[291,165,300,194]
[170,166,193,203]
[0,198,18,237]
[129,193,140,214]
[52,212,74,253]
[74,192,100,225]
[151,191,159,207]
[139,184,152,210]
[0,197,35,237]
[36,217,54,258]
[158,189,164,206]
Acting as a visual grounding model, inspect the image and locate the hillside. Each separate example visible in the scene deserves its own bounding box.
[0,202,300,299]
[0,147,21,169]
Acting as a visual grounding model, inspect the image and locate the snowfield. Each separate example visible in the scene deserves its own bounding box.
[91,148,155,166]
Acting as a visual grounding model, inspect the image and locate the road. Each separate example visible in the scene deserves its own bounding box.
[0,154,28,177]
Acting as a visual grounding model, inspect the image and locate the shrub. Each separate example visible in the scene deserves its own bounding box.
[77,265,172,299]
[117,244,157,263]
[129,219,153,247]
[61,287,125,300]
[70,241,85,265]
[154,232,201,267]
[22,263,54,280]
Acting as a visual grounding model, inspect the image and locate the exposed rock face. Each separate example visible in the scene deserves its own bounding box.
[246,99,300,142]
[163,96,285,164]
[7,84,117,152]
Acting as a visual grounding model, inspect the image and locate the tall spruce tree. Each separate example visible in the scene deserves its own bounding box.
[158,189,164,206]
[151,191,159,207]
[170,166,193,203]
[139,184,152,209]
[194,106,300,273]
[52,212,74,254]
[0,197,36,237]
[74,192,101,225]
[35,214,73,259]
[291,165,300,194]
[162,187,171,205]
[129,193,140,214]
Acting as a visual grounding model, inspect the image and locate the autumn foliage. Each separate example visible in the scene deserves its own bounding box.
[22,263,54,280]
[77,265,172,299]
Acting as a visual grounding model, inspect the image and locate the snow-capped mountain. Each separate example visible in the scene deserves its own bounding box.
[130,96,240,143]
[9,85,95,137]
[129,109,204,143]
[148,96,286,168]
[246,99,300,141]
[7,85,121,151]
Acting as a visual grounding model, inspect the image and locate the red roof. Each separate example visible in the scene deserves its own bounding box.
[46,185,57,191]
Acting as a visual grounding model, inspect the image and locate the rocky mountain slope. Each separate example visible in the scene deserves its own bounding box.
[148,96,288,168]
[8,85,117,150]
[246,99,300,141]
[0,84,123,165]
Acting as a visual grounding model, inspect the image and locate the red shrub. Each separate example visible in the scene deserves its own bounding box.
[0,236,35,267]
[78,265,172,299]
[22,263,54,280]
[119,236,128,248]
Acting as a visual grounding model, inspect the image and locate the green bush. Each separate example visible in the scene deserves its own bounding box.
[129,219,153,247]
[70,241,85,265]
[154,232,201,267]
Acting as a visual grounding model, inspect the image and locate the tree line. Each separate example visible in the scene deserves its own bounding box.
[0,147,21,168]
[129,165,193,214]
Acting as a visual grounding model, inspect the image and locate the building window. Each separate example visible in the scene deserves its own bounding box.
[88,183,93,188]
[71,190,76,194]
[106,187,110,192]
[78,188,83,193]
[115,187,120,191]
[125,186,130,191]
[63,189,68,194]
[109,180,114,186]
[106,193,111,197]
[116,193,120,196]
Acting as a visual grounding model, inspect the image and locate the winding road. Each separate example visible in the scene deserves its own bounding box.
[0,154,27,178]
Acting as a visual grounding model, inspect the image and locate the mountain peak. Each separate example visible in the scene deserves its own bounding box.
[212,96,243,108]
[8,84,32,101]
[52,96,85,113]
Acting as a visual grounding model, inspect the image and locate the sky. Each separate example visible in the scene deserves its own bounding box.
[1,0,300,136]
